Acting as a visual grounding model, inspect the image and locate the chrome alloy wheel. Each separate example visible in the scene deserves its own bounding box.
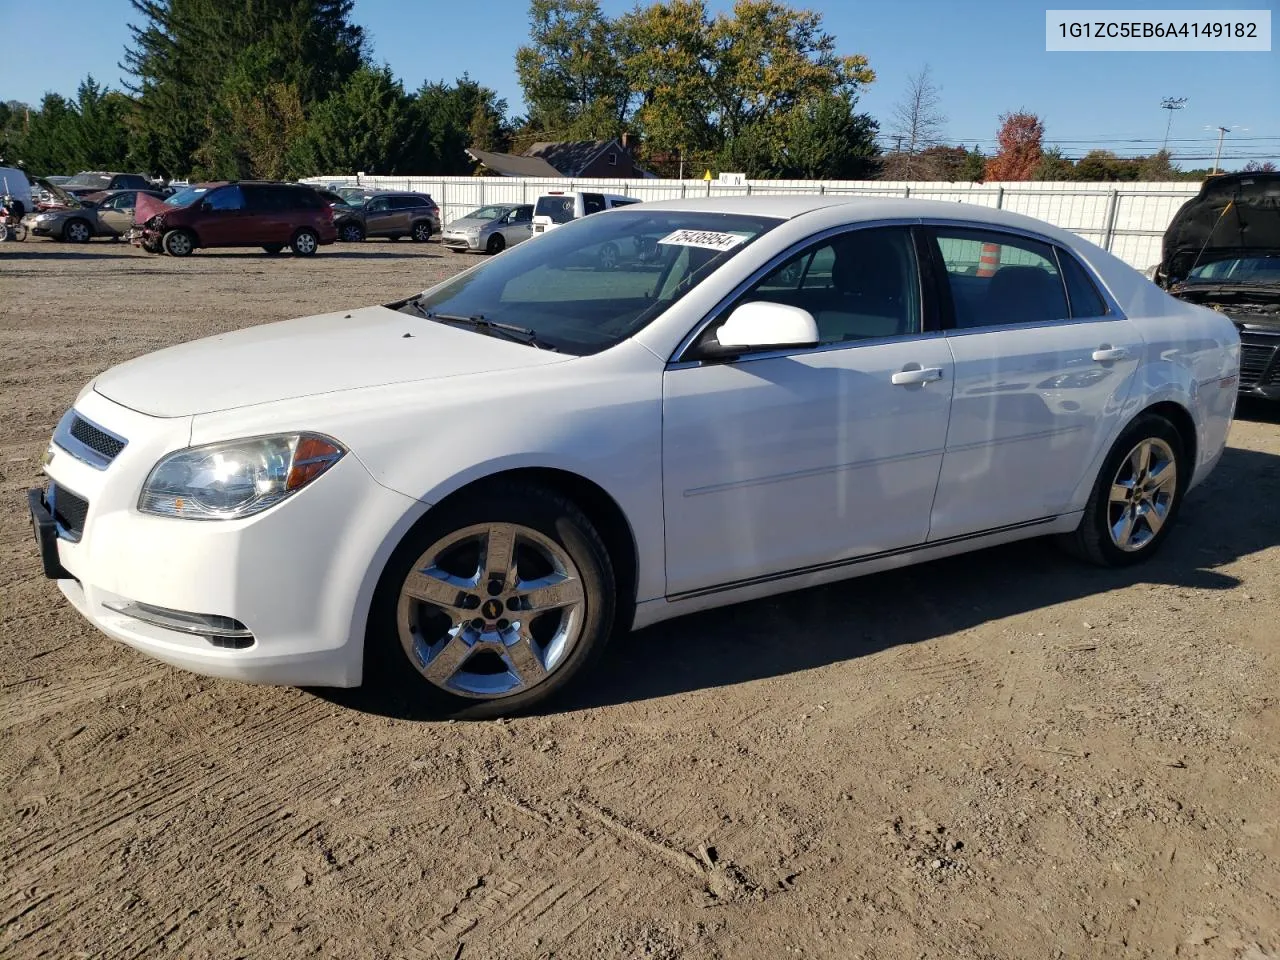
[1108,437,1177,552]
[396,523,586,698]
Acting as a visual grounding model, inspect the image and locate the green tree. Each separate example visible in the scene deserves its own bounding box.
[124,0,365,177]
[1033,145,1075,180]
[515,0,631,139]
[415,76,510,174]
[288,65,415,176]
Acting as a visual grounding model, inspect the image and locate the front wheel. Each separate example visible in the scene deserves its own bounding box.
[367,482,617,719]
[1059,413,1186,567]
[339,222,365,242]
[64,219,93,243]
[597,241,620,270]
[261,243,285,254]
[163,229,195,256]
[290,228,319,256]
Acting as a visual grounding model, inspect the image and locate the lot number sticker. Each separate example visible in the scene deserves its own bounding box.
[658,229,746,251]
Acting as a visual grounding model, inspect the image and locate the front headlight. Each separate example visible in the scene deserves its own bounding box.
[139,433,345,520]
[35,213,55,222]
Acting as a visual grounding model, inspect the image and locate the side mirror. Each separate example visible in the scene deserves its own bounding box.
[199,201,212,211]
[698,301,819,359]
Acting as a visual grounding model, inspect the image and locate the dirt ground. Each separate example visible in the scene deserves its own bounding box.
[2,240,1278,960]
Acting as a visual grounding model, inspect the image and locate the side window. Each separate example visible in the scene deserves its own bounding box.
[1058,250,1109,317]
[366,197,390,212]
[514,206,532,222]
[205,186,245,212]
[741,227,921,343]
[582,193,605,215]
[389,196,414,209]
[933,228,1067,328]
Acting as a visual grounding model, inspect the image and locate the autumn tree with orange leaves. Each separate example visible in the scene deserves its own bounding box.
[984,110,1044,181]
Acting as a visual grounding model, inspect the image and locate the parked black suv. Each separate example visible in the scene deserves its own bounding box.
[1159,172,1280,400]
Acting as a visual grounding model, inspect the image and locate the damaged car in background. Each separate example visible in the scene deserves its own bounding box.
[1157,171,1280,400]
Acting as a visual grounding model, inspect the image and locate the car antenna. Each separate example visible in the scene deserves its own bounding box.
[1185,198,1237,280]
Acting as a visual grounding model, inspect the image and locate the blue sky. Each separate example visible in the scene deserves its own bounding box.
[2,0,1276,167]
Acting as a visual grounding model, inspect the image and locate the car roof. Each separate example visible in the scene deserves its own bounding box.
[630,194,1080,234]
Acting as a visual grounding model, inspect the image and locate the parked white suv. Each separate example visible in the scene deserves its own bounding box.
[531,190,639,237]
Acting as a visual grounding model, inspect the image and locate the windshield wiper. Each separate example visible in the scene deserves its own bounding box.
[404,300,559,351]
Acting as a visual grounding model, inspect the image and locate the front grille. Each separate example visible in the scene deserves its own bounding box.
[1239,344,1276,386]
[70,415,126,461]
[51,484,89,540]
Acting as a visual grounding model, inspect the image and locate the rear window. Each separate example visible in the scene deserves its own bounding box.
[535,195,577,223]
[1058,251,1109,317]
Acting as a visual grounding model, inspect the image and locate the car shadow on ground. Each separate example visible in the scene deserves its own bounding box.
[1236,398,1280,425]
[318,442,1280,721]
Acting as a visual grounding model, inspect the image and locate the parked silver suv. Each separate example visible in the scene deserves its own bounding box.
[442,204,534,255]
[335,192,440,242]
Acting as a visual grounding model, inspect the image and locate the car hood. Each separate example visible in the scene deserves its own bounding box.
[92,304,571,417]
[1160,173,1280,283]
[445,217,495,232]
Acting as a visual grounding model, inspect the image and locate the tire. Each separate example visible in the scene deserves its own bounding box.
[366,481,617,719]
[162,229,195,257]
[411,221,432,242]
[597,241,619,270]
[339,222,365,242]
[261,243,285,254]
[290,228,319,256]
[1058,413,1187,567]
[0,222,8,242]
[141,238,163,254]
[486,233,506,255]
[64,219,93,243]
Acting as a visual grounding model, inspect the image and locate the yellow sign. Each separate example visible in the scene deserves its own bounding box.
[702,168,713,180]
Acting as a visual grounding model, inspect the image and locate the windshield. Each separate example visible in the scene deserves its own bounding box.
[406,210,780,355]
[63,173,112,189]
[462,205,510,222]
[338,187,369,204]
[535,195,578,223]
[165,186,211,207]
[1186,255,1280,286]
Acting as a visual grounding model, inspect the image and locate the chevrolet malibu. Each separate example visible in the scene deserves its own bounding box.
[29,197,1240,717]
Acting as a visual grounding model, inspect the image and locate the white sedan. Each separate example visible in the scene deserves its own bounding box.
[30,197,1240,717]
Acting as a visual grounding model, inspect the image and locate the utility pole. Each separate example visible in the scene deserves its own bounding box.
[1160,97,1187,152]
[1213,126,1229,173]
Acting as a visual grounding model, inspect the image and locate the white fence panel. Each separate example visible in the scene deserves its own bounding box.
[304,175,1199,268]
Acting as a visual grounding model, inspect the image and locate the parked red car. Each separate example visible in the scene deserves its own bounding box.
[132,181,337,256]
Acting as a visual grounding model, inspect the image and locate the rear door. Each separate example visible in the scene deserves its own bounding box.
[924,225,1143,540]
[509,205,534,244]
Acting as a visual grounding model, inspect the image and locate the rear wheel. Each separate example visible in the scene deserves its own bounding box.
[261,243,285,254]
[1059,413,1186,567]
[368,482,616,719]
[486,233,506,255]
[411,221,432,242]
[597,241,619,270]
[290,228,319,256]
[64,219,93,243]
[162,229,195,257]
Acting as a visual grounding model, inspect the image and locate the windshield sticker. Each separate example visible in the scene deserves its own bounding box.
[657,229,746,252]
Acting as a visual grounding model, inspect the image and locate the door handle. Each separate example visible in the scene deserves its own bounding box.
[1092,346,1129,362]
[891,366,944,386]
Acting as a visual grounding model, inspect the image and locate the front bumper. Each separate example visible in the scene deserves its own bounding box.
[442,233,481,251]
[31,391,424,687]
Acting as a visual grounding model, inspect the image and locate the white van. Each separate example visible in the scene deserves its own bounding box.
[531,190,639,236]
[0,166,34,216]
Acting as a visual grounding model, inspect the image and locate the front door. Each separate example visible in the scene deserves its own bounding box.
[195,185,247,245]
[924,226,1143,540]
[363,196,396,236]
[662,226,955,596]
[95,192,136,236]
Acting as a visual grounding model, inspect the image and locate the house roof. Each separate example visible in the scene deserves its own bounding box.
[465,148,564,178]
[523,141,621,176]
